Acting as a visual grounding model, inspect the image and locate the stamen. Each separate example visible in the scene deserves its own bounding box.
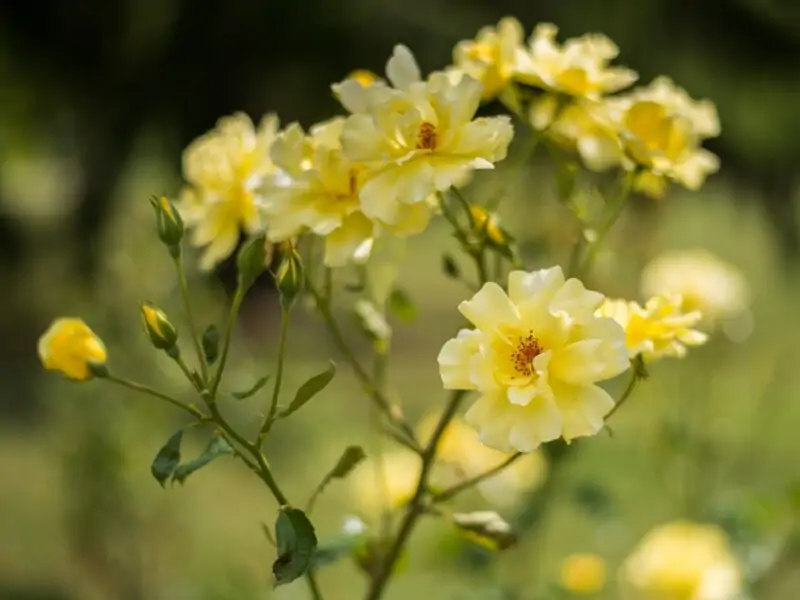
[416,122,437,150]
[510,332,542,377]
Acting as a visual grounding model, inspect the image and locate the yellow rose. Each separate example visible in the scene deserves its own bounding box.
[38,318,107,381]
[621,521,742,600]
[597,294,707,362]
[560,553,607,594]
[438,266,629,452]
[350,451,421,518]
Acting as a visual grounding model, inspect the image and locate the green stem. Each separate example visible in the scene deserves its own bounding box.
[432,452,523,504]
[306,571,324,600]
[174,255,209,383]
[210,285,245,397]
[306,280,421,453]
[605,360,644,421]
[365,390,467,600]
[172,352,203,392]
[259,307,291,441]
[106,376,206,420]
[578,169,635,278]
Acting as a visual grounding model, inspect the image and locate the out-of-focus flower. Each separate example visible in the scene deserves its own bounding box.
[350,451,421,517]
[347,70,382,88]
[597,294,707,362]
[608,77,720,198]
[621,521,742,600]
[547,100,624,171]
[437,266,629,452]
[517,23,637,129]
[640,249,749,325]
[178,112,280,270]
[560,553,607,595]
[453,17,527,100]
[38,318,107,381]
[335,45,514,228]
[417,413,547,506]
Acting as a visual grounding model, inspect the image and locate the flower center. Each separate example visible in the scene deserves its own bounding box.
[510,332,542,377]
[416,121,437,150]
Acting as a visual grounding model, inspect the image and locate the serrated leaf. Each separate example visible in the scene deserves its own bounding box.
[202,324,220,365]
[273,507,318,587]
[387,288,418,323]
[307,446,366,512]
[151,430,183,487]
[278,362,336,419]
[442,254,461,280]
[172,434,234,484]
[452,511,517,552]
[232,375,271,400]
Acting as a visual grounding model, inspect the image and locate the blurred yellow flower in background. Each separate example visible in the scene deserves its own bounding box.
[517,23,637,130]
[453,16,526,100]
[350,451,421,518]
[597,294,707,362]
[621,521,742,600]
[337,45,514,227]
[641,249,749,326]
[546,99,624,171]
[608,77,720,198]
[38,318,107,381]
[438,266,629,452]
[417,414,547,506]
[178,112,280,270]
[560,553,607,595]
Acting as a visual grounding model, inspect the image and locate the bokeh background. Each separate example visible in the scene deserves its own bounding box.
[2,0,800,598]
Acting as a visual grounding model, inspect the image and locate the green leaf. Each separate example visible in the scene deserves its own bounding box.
[172,434,234,484]
[273,507,318,587]
[232,375,271,400]
[202,324,220,365]
[151,430,183,487]
[307,446,366,512]
[278,362,336,419]
[387,288,418,323]
[452,511,517,552]
[442,254,461,280]
[312,533,366,569]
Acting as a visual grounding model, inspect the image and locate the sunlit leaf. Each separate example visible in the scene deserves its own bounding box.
[232,375,271,400]
[452,511,517,552]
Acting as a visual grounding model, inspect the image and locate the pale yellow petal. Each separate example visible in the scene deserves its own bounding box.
[458,282,520,332]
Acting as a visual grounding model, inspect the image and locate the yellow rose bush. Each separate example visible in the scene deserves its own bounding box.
[35,15,756,600]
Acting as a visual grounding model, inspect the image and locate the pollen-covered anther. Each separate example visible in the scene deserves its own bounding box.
[511,332,542,376]
[416,121,438,150]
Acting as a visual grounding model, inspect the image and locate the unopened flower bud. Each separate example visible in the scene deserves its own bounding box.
[140,302,178,351]
[276,246,304,311]
[150,195,184,252]
[236,233,268,291]
[38,318,108,382]
[469,205,506,245]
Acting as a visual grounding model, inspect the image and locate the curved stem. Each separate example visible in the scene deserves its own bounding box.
[210,285,245,397]
[432,452,523,504]
[306,280,421,453]
[106,376,206,420]
[306,571,324,600]
[365,390,467,600]
[259,307,291,441]
[174,255,209,384]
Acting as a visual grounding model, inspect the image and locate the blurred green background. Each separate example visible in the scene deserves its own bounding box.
[2,0,800,599]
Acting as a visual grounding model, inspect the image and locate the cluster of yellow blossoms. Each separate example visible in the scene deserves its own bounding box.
[454,19,720,198]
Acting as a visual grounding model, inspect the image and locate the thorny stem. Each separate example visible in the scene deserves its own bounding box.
[210,285,245,396]
[305,280,421,453]
[365,390,467,600]
[259,307,291,441]
[174,255,209,384]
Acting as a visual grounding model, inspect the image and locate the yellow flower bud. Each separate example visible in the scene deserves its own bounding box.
[469,205,505,245]
[140,302,178,351]
[150,195,184,251]
[560,553,606,595]
[276,245,304,310]
[236,233,268,291]
[38,318,108,381]
[347,69,380,87]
